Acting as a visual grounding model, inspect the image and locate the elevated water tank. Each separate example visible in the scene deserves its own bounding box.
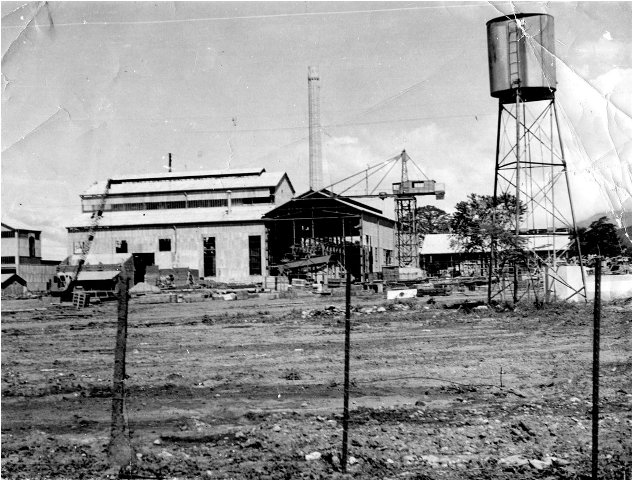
[487,13,556,103]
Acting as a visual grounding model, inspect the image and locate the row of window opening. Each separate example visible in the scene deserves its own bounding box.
[1,231,40,239]
[83,196,273,213]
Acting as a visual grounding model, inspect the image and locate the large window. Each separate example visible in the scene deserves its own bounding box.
[158,238,172,252]
[73,241,86,254]
[384,249,393,266]
[249,236,262,275]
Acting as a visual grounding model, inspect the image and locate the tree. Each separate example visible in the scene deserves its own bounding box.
[416,205,451,235]
[569,216,621,257]
[449,193,526,255]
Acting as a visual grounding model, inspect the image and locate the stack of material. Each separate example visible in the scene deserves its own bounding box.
[172,268,190,286]
[129,282,161,294]
[263,276,290,292]
[73,291,90,309]
[159,268,198,287]
[144,266,160,286]
[382,266,424,282]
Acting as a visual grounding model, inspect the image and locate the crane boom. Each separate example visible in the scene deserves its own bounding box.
[60,179,112,301]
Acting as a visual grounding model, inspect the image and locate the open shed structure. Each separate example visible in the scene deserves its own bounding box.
[263,190,396,282]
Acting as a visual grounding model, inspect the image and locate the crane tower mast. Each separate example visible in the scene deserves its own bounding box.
[392,150,445,268]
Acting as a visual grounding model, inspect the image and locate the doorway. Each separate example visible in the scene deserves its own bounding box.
[203,237,216,277]
[132,253,155,285]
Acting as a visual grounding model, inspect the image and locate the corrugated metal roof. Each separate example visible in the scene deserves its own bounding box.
[66,205,273,229]
[109,168,265,182]
[279,255,331,270]
[62,253,133,266]
[419,234,462,255]
[264,189,396,224]
[1,218,41,232]
[419,234,571,255]
[83,170,289,196]
[2,273,26,286]
[76,271,120,281]
[526,235,571,251]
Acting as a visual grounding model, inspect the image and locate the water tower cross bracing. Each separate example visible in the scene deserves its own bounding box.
[486,13,586,303]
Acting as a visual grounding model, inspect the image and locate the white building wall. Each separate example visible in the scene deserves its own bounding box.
[361,217,396,270]
[68,222,266,283]
[17,264,58,292]
[1,227,18,257]
[275,178,294,204]
[555,266,632,302]
[2,228,42,261]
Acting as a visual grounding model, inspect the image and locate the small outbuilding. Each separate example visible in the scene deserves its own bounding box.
[1,220,60,292]
[1,273,28,297]
[419,234,486,277]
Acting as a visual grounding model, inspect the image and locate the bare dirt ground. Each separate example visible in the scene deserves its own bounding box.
[2,292,631,479]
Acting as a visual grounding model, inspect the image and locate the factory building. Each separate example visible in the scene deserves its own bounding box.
[1,220,60,292]
[66,168,294,284]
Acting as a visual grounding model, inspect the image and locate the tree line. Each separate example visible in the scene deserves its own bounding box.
[416,194,630,258]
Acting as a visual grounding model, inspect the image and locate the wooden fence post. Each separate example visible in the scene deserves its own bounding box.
[108,270,133,468]
[592,258,601,479]
[341,266,352,472]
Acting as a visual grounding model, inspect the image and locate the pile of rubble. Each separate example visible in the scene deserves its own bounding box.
[300,303,413,319]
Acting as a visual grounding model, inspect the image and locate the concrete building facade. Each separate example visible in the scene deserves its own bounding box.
[66,168,294,284]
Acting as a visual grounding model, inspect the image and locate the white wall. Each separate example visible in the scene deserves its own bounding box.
[67,222,266,283]
[361,216,396,271]
[554,266,632,302]
[275,177,295,204]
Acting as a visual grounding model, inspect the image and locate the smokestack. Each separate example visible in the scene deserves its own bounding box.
[168,152,172,173]
[308,66,324,191]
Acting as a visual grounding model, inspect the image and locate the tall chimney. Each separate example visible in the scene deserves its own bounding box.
[308,66,324,191]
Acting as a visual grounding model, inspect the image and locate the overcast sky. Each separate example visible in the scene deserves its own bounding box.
[2,1,631,259]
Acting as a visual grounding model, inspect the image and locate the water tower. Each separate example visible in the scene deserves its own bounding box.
[485,13,586,303]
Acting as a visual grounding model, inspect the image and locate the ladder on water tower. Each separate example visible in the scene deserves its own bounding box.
[508,20,520,87]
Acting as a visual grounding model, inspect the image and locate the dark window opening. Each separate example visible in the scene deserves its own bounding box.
[29,236,36,257]
[1,231,15,238]
[249,235,262,276]
[384,249,393,266]
[188,199,228,208]
[85,196,273,212]
[1,256,16,264]
[115,240,128,253]
[159,238,172,252]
